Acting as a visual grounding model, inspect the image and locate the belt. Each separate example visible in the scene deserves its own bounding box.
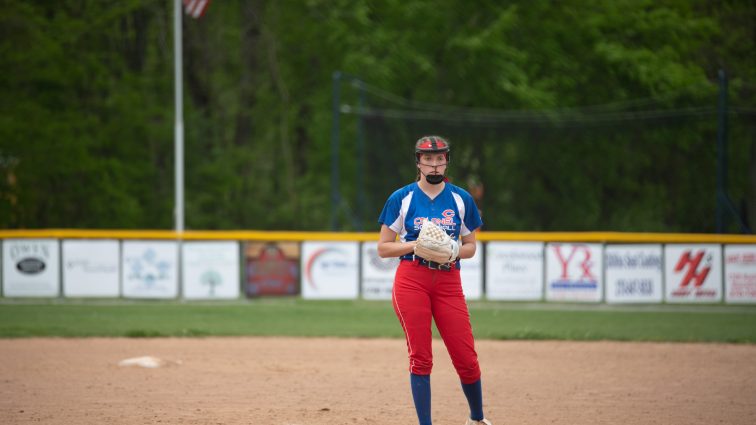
[400,255,456,271]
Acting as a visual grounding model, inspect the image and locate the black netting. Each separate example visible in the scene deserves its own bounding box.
[334,78,756,233]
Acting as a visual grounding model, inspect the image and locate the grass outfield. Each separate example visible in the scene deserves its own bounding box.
[0,299,755,342]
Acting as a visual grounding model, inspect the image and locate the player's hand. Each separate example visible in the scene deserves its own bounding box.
[449,239,459,262]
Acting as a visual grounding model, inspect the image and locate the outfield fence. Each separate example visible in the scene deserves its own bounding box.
[1,230,755,304]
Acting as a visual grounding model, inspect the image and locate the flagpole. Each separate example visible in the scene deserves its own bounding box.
[174,0,184,233]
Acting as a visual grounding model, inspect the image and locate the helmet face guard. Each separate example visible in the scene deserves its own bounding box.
[415,136,450,185]
[414,136,450,163]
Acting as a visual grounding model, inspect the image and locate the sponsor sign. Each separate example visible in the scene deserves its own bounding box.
[724,245,756,304]
[460,241,483,300]
[604,245,663,304]
[245,242,300,296]
[361,242,399,300]
[664,244,722,303]
[2,239,60,297]
[62,240,120,297]
[545,243,603,302]
[122,241,179,299]
[301,241,359,299]
[182,242,240,300]
[485,242,544,301]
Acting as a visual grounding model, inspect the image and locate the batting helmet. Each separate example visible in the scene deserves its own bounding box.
[414,136,450,163]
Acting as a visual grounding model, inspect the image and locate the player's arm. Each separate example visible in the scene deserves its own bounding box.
[458,230,477,259]
[377,224,416,258]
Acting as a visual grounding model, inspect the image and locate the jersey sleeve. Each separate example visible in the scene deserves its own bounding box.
[378,189,404,234]
[454,187,482,236]
[463,195,483,235]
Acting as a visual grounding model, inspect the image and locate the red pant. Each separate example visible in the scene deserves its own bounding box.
[392,260,481,384]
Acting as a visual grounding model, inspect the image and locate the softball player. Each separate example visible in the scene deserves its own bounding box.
[377,136,492,425]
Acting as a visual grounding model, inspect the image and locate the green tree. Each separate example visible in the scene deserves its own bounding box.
[0,0,753,232]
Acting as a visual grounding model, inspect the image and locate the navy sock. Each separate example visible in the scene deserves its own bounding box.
[461,379,484,421]
[410,373,432,425]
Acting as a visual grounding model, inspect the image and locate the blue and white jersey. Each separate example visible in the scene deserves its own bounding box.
[378,182,483,244]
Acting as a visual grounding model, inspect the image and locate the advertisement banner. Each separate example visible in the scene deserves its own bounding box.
[301,241,359,299]
[545,243,603,302]
[122,241,179,299]
[361,242,399,300]
[182,242,240,300]
[245,242,299,296]
[2,239,60,297]
[604,245,663,304]
[460,241,483,300]
[62,240,120,297]
[485,242,544,301]
[664,244,722,303]
[723,245,756,304]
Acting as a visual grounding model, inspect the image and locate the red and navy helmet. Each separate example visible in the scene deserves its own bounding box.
[415,135,450,163]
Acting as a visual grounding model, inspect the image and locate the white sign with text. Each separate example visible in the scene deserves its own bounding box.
[62,240,120,297]
[182,242,240,300]
[460,241,483,300]
[2,239,60,297]
[485,242,544,301]
[122,241,179,299]
[604,244,663,303]
[724,245,756,304]
[664,244,722,303]
[361,242,399,300]
[545,243,603,302]
[302,242,359,299]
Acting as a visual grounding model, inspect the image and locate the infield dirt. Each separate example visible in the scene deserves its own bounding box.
[1,338,755,424]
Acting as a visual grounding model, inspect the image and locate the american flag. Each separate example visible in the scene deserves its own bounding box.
[183,0,212,19]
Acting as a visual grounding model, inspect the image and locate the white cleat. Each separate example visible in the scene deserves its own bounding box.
[465,419,492,425]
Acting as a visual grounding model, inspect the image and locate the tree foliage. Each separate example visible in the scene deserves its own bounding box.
[0,0,753,231]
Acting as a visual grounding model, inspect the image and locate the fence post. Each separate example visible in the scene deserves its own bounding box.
[331,71,342,231]
[716,69,728,233]
[356,79,366,231]
[716,69,751,234]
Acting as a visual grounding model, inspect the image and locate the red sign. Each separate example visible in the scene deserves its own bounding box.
[245,242,299,297]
